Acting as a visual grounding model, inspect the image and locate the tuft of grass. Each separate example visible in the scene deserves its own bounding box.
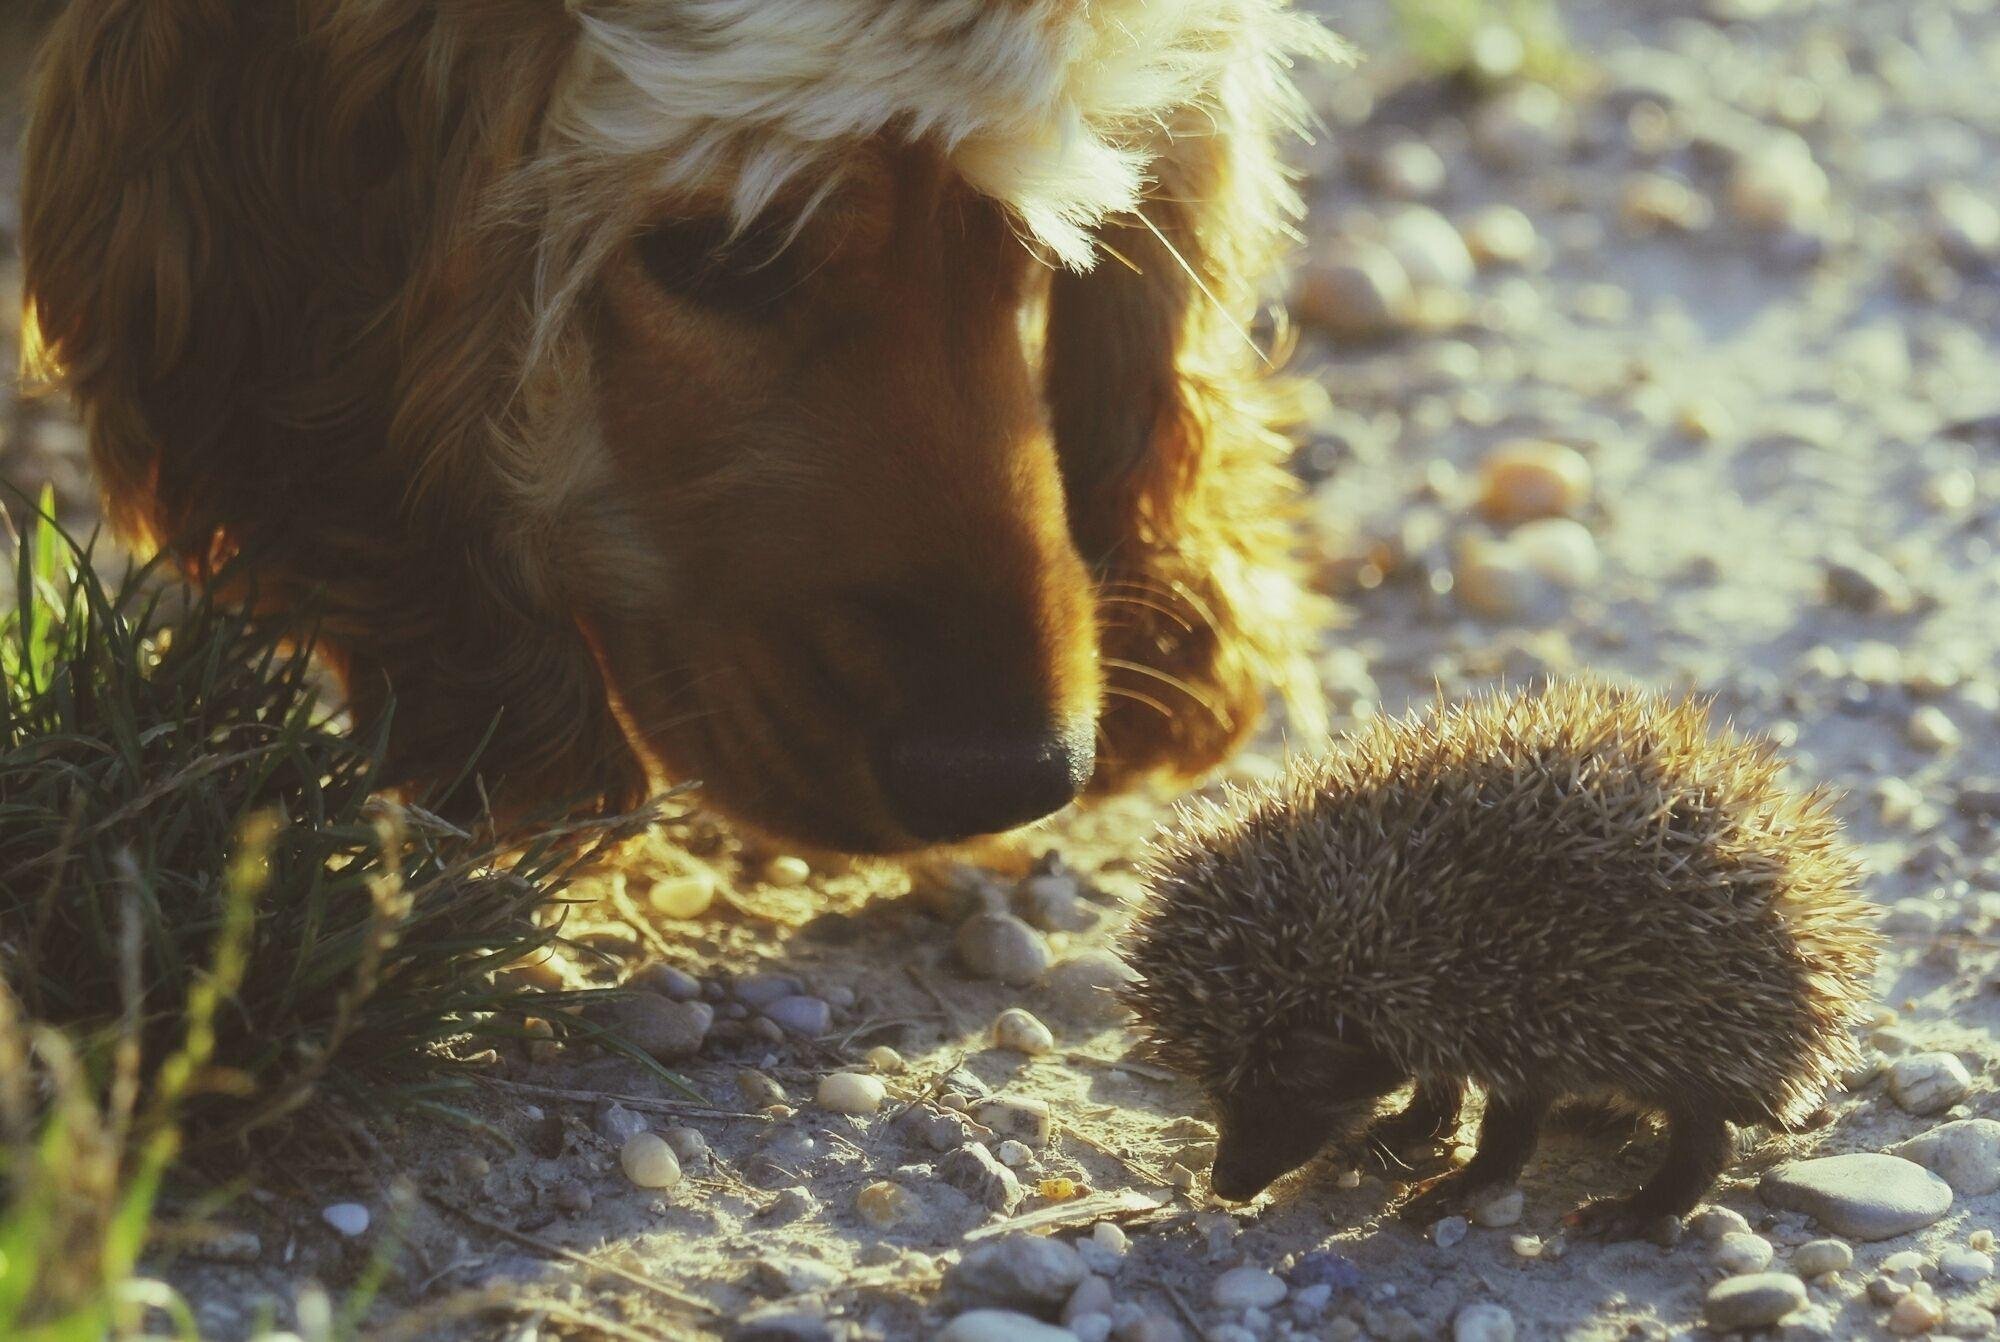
[0,491,669,1155]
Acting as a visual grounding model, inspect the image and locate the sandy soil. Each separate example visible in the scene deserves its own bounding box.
[6,2,2000,1339]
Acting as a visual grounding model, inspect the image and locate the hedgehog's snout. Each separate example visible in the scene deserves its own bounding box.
[1210,1093,1361,1202]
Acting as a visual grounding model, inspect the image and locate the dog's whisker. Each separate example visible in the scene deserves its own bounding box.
[1101,656,1229,727]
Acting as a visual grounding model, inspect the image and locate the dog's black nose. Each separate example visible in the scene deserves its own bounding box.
[876,721,1095,842]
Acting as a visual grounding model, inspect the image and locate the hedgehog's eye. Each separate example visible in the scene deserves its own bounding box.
[636,214,806,317]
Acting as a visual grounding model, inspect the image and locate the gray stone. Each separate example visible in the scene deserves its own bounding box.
[1888,1052,1974,1115]
[975,1096,1054,1147]
[595,995,712,1062]
[1211,1266,1286,1311]
[1705,1274,1808,1332]
[1041,951,1137,1025]
[1792,1239,1853,1276]
[593,1101,652,1146]
[764,995,832,1037]
[955,914,1053,985]
[941,1142,1023,1212]
[1454,1303,1517,1342]
[733,972,804,1008]
[1759,1154,1952,1240]
[731,1309,836,1342]
[946,1234,1088,1308]
[749,1255,844,1298]
[937,1311,1074,1342]
[1889,1119,2000,1195]
[629,962,703,1001]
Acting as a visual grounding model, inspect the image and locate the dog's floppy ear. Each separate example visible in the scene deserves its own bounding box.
[20,2,645,815]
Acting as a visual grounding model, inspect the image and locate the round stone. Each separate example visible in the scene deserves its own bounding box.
[646,871,716,919]
[732,973,803,1008]
[598,996,712,1062]
[629,962,703,1001]
[620,1132,683,1189]
[1211,1266,1287,1311]
[857,1180,918,1227]
[1433,1216,1470,1249]
[1941,1246,1994,1284]
[1889,1291,1946,1336]
[1041,951,1137,1024]
[1889,1052,1973,1114]
[1759,1154,1953,1240]
[1714,1233,1776,1275]
[1705,1274,1808,1332]
[866,1044,908,1074]
[946,1235,1088,1308]
[937,1311,1076,1342]
[1509,517,1601,588]
[1472,83,1573,167]
[1463,205,1538,267]
[1374,139,1447,199]
[1792,1239,1853,1277]
[1472,1188,1525,1228]
[1293,241,1414,339]
[1690,1207,1753,1242]
[762,855,811,887]
[1453,538,1539,620]
[321,1203,370,1238]
[1907,707,1963,753]
[1727,136,1829,230]
[816,1071,886,1116]
[1888,1119,2000,1196]
[1383,206,1476,290]
[1475,440,1593,523]
[955,914,1052,985]
[764,995,833,1037]
[1454,1302,1516,1342]
[992,1007,1056,1056]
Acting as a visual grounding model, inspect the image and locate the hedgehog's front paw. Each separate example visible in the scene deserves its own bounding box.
[1563,1197,1679,1243]
[1394,1173,1476,1226]
[1361,1133,1454,1181]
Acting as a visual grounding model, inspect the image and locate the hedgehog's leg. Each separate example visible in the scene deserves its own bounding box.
[1566,1103,1734,1240]
[1396,1092,1549,1224]
[1363,1077,1466,1176]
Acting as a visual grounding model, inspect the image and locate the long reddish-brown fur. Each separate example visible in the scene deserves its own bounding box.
[20,0,1341,852]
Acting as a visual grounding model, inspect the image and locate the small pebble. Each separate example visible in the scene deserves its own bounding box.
[1509,517,1601,588]
[1374,139,1447,199]
[1907,707,1963,754]
[937,1310,1074,1342]
[1473,1187,1525,1228]
[321,1204,370,1238]
[1454,1302,1517,1342]
[1472,83,1573,167]
[1382,205,1476,290]
[1065,1275,1116,1326]
[1041,951,1137,1025]
[737,1069,787,1107]
[1889,1290,1945,1335]
[620,1132,683,1189]
[857,1180,918,1228]
[1889,1052,1973,1114]
[816,1071,886,1117]
[1705,1273,1808,1332]
[945,1235,1087,1308]
[1792,1239,1853,1276]
[1016,873,1098,933]
[1727,135,1829,231]
[664,1126,712,1173]
[1945,1303,1998,1337]
[1475,440,1593,523]
[1509,1234,1543,1259]
[994,1139,1035,1169]
[598,996,712,1062]
[646,871,716,919]
[992,1008,1056,1056]
[763,855,811,888]
[1714,1233,1776,1275]
[630,962,703,1001]
[764,995,832,1037]
[1211,1266,1287,1311]
[867,1044,907,1074]
[1433,1216,1470,1249]
[1071,1315,1114,1342]
[1941,1246,1994,1284]
[1463,205,1539,267]
[1091,1222,1130,1260]
[943,1142,1024,1212]
[593,1101,652,1146]
[975,1096,1054,1147]
[1293,241,1414,339]
[955,913,1053,986]
[1691,1207,1753,1242]
[1824,551,1911,613]
[732,973,803,1008]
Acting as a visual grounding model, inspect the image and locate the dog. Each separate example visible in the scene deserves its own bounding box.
[20,0,1341,853]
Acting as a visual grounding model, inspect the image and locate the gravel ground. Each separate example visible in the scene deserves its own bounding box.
[7,2,2000,1339]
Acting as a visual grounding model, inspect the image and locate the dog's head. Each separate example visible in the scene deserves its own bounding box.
[20,0,1332,851]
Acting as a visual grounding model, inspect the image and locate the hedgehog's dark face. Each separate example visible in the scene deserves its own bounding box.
[1207,1031,1404,1202]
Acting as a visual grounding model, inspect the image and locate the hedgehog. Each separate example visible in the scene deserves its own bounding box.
[1119,679,1879,1237]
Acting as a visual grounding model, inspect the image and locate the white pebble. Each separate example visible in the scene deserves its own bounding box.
[1294,241,1414,339]
[866,1045,907,1074]
[1091,1222,1129,1258]
[321,1204,369,1238]
[1941,1246,1994,1284]
[1383,205,1476,290]
[1463,205,1539,268]
[1211,1266,1287,1311]
[1714,1233,1776,1275]
[646,871,715,919]
[1691,1207,1754,1242]
[1473,1188,1525,1228]
[1454,1302,1517,1342]
[620,1132,682,1189]
[1908,707,1963,753]
[992,1008,1056,1056]
[1510,517,1601,588]
[955,914,1053,986]
[817,1072,887,1117]
[1510,1234,1543,1259]
[1433,1216,1470,1249]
